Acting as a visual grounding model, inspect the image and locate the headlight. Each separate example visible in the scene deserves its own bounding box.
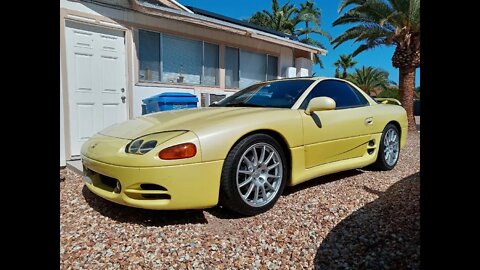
[128,139,143,153]
[125,131,187,155]
[126,139,157,154]
[139,140,157,154]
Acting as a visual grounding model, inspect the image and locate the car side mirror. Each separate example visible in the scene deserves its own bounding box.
[305,97,336,115]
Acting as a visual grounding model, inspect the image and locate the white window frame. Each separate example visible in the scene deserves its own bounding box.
[225,46,279,89]
[137,29,220,86]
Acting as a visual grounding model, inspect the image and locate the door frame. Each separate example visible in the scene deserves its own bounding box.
[60,8,134,160]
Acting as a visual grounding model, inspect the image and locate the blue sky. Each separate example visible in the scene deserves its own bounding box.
[179,0,420,86]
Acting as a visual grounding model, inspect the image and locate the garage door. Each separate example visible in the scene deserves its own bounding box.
[65,20,127,157]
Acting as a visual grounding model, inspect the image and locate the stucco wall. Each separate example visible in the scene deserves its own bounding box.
[279,47,294,78]
[60,0,317,159]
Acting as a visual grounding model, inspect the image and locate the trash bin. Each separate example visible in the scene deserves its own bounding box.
[142,92,198,114]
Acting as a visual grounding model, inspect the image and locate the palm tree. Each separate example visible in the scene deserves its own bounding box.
[331,0,420,131]
[334,61,341,78]
[295,1,331,68]
[248,0,298,34]
[347,66,395,96]
[248,0,331,68]
[248,12,270,28]
[336,54,357,78]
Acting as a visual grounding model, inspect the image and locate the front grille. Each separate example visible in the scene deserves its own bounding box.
[100,175,117,189]
[124,183,171,200]
[96,174,121,193]
[140,183,167,191]
[141,194,171,200]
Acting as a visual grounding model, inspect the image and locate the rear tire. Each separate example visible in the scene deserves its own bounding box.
[372,123,400,170]
[219,134,287,216]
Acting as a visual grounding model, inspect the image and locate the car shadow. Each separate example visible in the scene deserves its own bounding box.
[283,169,364,196]
[82,186,208,227]
[207,170,365,220]
[205,205,247,220]
[313,172,420,269]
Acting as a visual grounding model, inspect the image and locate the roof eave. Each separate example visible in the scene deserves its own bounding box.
[129,0,327,55]
[168,0,193,13]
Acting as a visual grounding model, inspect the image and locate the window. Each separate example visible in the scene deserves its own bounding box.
[300,80,369,109]
[225,47,239,88]
[267,55,278,81]
[214,79,314,108]
[203,43,219,86]
[239,50,266,89]
[162,34,202,84]
[349,84,369,104]
[138,30,160,81]
[138,29,219,86]
[225,47,278,89]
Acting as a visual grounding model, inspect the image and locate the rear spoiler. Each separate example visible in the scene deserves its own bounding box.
[374,98,401,105]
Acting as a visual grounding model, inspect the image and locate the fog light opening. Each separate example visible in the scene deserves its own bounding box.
[113,181,122,193]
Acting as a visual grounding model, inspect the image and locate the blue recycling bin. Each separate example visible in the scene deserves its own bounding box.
[142,92,198,114]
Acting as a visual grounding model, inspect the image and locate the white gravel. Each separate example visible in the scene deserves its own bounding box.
[60,132,420,269]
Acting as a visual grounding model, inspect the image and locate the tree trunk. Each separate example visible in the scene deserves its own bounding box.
[398,67,416,131]
[342,69,347,79]
[305,21,309,40]
[392,41,420,132]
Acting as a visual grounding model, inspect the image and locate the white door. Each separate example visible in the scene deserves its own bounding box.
[65,20,127,157]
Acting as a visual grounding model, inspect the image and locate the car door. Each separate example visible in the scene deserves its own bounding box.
[300,79,374,168]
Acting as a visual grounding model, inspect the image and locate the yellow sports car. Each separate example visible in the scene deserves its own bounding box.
[81,77,407,216]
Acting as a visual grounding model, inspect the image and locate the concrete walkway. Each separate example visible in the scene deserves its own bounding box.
[66,159,83,174]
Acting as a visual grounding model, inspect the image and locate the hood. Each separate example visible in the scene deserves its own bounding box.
[99,107,279,139]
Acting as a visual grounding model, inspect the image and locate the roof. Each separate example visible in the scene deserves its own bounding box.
[185,6,298,41]
[139,0,193,13]
[131,0,327,55]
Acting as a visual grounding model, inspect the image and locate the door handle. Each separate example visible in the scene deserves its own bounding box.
[365,117,373,125]
[121,96,126,103]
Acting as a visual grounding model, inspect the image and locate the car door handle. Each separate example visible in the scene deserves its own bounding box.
[365,117,373,125]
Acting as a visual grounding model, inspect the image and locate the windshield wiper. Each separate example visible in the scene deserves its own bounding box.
[224,102,264,107]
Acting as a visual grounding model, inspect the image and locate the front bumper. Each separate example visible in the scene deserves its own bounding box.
[81,155,224,210]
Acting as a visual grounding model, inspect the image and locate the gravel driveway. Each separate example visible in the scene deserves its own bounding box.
[60,132,420,269]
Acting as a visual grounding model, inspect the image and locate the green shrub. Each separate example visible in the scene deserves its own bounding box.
[377,87,399,99]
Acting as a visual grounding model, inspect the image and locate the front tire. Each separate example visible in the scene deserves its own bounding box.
[219,134,287,216]
[372,123,400,170]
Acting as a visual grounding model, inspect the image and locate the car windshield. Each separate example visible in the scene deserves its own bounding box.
[212,79,315,108]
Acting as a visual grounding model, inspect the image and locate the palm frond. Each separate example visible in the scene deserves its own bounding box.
[272,0,279,13]
[299,37,326,50]
[333,11,378,26]
[409,0,420,31]
[296,28,332,40]
[351,39,386,56]
[332,24,392,48]
[354,0,395,24]
[338,0,367,13]
[313,54,324,68]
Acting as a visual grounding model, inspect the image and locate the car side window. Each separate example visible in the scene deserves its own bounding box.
[300,80,369,109]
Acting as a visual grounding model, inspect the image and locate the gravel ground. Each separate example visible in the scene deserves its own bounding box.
[60,132,420,269]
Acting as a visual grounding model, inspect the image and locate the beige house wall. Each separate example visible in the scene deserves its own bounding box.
[60,0,315,160]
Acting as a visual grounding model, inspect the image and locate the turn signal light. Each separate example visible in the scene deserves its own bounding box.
[159,143,197,160]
